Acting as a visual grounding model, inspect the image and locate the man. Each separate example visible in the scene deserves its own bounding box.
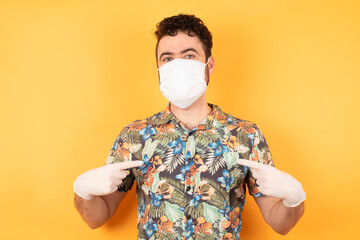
[73,14,306,239]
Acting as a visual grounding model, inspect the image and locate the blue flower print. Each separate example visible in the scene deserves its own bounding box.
[138,202,146,215]
[234,223,241,239]
[151,192,163,207]
[190,194,202,208]
[217,169,235,191]
[218,201,232,218]
[111,135,121,151]
[185,151,192,160]
[184,151,193,165]
[208,139,229,157]
[140,154,151,175]
[247,133,255,145]
[143,218,159,237]
[155,111,163,118]
[175,163,192,183]
[184,219,195,239]
[138,125,157,141]
[168,136,186,154]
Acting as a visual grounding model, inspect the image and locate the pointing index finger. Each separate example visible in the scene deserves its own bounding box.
[236,159,264,170]
[117,160,144,170]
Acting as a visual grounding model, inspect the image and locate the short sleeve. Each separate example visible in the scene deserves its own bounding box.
[245,124,275,197]
[105,127,135,192]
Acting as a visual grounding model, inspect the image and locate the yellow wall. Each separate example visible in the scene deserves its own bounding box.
[1,0,359,239]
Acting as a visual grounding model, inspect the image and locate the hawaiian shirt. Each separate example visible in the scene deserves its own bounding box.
[106,104,275,240]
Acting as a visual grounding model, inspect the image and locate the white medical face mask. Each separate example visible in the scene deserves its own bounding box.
[158,58,208,109]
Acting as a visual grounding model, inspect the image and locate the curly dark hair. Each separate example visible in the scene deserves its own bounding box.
[154,14,213,60]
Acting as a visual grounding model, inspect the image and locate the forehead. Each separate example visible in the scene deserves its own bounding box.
[157,31,205,56]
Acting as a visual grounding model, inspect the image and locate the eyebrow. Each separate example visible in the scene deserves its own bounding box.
[159,48,199,60]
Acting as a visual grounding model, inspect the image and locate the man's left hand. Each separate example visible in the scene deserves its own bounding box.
[237,159,306,207]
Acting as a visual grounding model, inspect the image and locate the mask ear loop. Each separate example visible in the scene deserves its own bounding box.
[205,58,209,66]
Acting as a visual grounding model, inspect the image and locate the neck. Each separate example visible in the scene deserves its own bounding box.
[170,94,211,130]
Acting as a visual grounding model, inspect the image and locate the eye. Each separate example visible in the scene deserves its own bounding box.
[184,54,195,59]
[162,56,173,62]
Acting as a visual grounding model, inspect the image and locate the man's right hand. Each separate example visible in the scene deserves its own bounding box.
[73,161,144,200]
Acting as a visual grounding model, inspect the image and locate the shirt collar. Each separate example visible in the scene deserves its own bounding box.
[158,103,229,130]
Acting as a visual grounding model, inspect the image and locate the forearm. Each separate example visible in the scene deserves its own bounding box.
[74,194,110,229]
[267,199,305,235]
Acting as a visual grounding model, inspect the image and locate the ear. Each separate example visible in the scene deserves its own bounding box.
[207,56,215,75]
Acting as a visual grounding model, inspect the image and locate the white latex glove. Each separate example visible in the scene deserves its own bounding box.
[237,159,306,207]
[73,161,144,200]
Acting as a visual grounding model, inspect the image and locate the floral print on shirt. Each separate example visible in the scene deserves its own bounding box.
[106,104,275,240]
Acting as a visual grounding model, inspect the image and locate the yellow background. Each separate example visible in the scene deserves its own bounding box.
[1,0,359,239]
